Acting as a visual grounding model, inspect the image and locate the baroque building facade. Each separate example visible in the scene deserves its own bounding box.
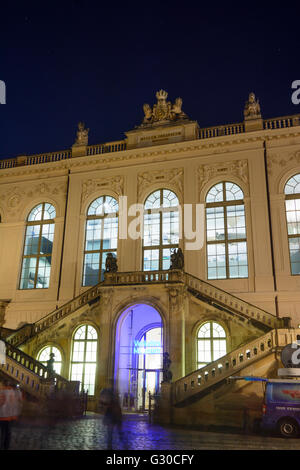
[1,90,300,428]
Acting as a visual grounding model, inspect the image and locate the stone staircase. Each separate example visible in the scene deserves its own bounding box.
[172,328,300,406]
[5,269,287,348]
[0,338,73,399]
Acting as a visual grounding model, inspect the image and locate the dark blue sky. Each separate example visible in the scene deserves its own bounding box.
[0,2,299,159]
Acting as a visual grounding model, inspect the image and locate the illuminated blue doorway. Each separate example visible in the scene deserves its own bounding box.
[114,304,163,412]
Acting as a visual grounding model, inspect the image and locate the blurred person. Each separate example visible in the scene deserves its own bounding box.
[99,386,128,450]
[0,380,23,450]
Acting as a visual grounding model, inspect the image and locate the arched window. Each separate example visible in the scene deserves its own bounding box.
[83,196,118,286]
[206,182,248,279]
[20,203,56,289]
[197,321,227,368]
[284,174,300,274]
[143,189,179,271]
[37,345,62,375]
[70,325,98,395]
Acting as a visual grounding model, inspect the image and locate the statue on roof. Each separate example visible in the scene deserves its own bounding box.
[74,122,89,146]
[244,92,261,120]
[141,90,188,126]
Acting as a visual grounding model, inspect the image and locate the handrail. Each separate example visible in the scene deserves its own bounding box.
[173,327,300,405]
[1,339,70,398]
[7,269,285,347]
[185,272,283,329]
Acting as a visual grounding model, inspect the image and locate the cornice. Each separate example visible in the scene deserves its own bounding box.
[1,126,300,181]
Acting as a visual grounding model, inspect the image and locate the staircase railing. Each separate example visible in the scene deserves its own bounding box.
[185,272,284,329]
[7,269,287,347]
[173,328,300,405]
[1,339,70,398]
[6,283,103,347]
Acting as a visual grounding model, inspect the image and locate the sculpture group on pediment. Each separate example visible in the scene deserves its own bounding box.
[142,90,188,126]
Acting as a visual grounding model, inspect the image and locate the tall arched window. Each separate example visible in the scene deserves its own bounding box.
[20,203,56,289]
[83,196,118,286]
[143,189,179,271]
[70,325,98,395]
[37,345,62,375]
[197,321,227,368]
[206,182,248,279]
[285,174,300,274]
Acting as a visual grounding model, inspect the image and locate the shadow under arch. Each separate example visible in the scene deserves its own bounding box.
[113,302,164,412]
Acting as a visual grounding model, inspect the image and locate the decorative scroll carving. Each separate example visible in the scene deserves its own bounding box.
[267,150,300,176]
[81,176,124,207]
[0,181,67,220]
[198,160,248,196]
[137,168,183,200]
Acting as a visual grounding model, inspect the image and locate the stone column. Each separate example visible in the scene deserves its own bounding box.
[166,284,186,381]
[0,301,10,327]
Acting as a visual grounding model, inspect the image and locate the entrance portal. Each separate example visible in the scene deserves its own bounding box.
[114,304,163,412]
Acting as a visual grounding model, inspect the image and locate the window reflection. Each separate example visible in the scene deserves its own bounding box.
[285,174,300,274]
[83,196,118,286]
[143,189,179,271]
[206,182,248,279]
[70,325,98,395]
[20,203,56,289]
[197,321,227,368]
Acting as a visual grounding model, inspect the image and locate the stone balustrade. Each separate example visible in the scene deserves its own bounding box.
[264,115,300,130]
[185,273,283,329]
[87,141,126,155]
[7,269,283,347]
[1,113,299,170]
[173,329,281,405]
[199,123,245,139]
[1,339,69,398]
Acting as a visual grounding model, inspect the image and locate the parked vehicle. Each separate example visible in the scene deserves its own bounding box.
[229,376,300,438]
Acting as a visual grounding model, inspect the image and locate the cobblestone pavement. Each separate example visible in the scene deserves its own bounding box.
[6,413,300,450]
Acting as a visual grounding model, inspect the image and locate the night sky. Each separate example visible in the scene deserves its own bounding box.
[0,2,299,160]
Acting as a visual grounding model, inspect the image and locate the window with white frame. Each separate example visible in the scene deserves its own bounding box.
[197,321,227,368]
[70,325,98,395]
[206,182,248,279]
[37,345,62,375]
[82,196,118,286]
[20,203,56,289]
[143,189,179,271]
[285,174,300,275]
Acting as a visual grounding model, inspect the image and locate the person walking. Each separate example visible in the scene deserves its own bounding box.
[0,380,23,450]
[99,387,128,450]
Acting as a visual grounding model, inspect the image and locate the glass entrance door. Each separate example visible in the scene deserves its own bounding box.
[135,327,163,411]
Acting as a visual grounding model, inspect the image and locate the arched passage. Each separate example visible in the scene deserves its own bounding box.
[114,303,163,412]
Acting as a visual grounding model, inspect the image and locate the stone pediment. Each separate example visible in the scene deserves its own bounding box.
[125,89,199,149]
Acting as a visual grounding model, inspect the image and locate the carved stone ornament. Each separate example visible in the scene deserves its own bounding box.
[267,150,300,177]
[137,168,183,200]
[141,90,188,127]
[81,176,124,207]
[74,122,89,146]
[244,92,261,120]
[0,182,67,220]
[198,160,248,196]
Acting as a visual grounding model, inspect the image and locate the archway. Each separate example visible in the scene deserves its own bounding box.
[114,303,163,412]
